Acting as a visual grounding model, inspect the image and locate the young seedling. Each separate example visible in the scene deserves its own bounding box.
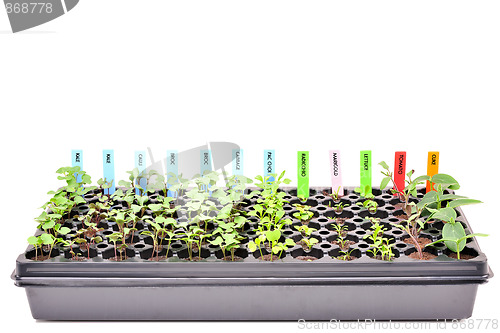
[336,248,357,261]
[300,236,319,250]
[247,229,295,261]
[292,203,314,224]
[357,199,378,214]
[331,223,349,238]
[425,233,488,260]
[333,202,348,213]
[294,225,317,237]
[363,221,394,261]
[354,184,374,199]
[323,186,342,203]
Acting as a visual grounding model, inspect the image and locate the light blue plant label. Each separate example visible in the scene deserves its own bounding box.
[232,149,243,176]
[200,149,212,193]
[264,149,275,182]
[71,149,83,183]
[167,150,178,197]
[135,150,147,195]
[103,149,115,195]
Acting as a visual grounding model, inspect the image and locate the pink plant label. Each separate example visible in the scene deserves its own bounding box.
[393,151,406,194]
[329,150,343,196]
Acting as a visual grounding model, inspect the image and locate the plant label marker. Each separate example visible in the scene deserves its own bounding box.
[426,151,439,192]
[297,151,309,198]
[264,150,275,182]
[167,150,178,197]
[200,149,212,193]
[102,149,115,195]
[135,151,147,195]
[329,150,343,196]
[71,150,83,183]
[394,151,406,194]
[360,150,372,195]
[232,149,243,176]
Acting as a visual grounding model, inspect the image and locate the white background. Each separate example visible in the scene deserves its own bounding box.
[0,1,499,332]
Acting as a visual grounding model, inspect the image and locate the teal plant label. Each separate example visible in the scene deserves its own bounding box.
[71,149,83,183]
[102,149,115,195]
[329,150,343,196]
[135,151,147,195]
[297,151,309,199]
[166,150,178,197]
[360,150,372,195]
[200,149,212,193]
[264,149,275,182]
[232,149,243,176]
[200,149,212,175]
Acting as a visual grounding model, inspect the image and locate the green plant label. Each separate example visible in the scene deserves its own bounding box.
[329,150,343,195]
[102,149,115,195]
[71,149,83,183]
[232,149,243,176]
[297,151,309,198]
[264,149,275,182]
[360,150,372,195]
[135,151,147,195]
[167,150,178,197]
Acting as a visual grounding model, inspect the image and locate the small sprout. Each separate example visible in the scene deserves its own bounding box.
[293,203,314,223]
[301,237,319,250]
[333,202,348,213]
[357,199,378,213]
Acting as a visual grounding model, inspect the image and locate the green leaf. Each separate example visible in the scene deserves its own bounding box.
[266,229,281,242]
[40,233,55,245]
[247,241,257,252]
[442,222,466,252]
[378,161,389,170]
[27,236,39,245]
[430,207,457,223]
[380,176,391,190]
[59,227,71,235]
[431,174,460,190]
[447,199,482,208]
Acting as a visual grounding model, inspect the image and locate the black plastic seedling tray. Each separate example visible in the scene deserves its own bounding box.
[13,187,493,320]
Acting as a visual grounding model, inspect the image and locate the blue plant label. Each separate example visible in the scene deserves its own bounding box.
[71,149,83,183]
[167,150,178,197]
[232,149,243,176]
[264,149,275,182]
[135,150,147,195]
[102,149,115,195]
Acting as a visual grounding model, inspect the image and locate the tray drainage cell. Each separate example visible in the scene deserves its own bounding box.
[323,209,355,219]
[138,245,174,261]
[358,208,389,219]
[177,247,211,261]
[289,197,318,207]
[287,189,318,197]
[102,247,136,261]
[214,247,249,261]
[291,220,322,231]
[320,198,351,209]
[291,247,324,261]
[328,247,362,261]
[404,247,439,260]
[444,246,479,260]
[25,247,60,261]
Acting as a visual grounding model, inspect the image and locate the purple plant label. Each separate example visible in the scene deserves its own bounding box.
[103,150,115,195]
[71,149,83,183]
[135,150,147,195]
[167,150,178,197]
[232,149,243,176]
[329,150,343,196]
[264,149,275,182]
